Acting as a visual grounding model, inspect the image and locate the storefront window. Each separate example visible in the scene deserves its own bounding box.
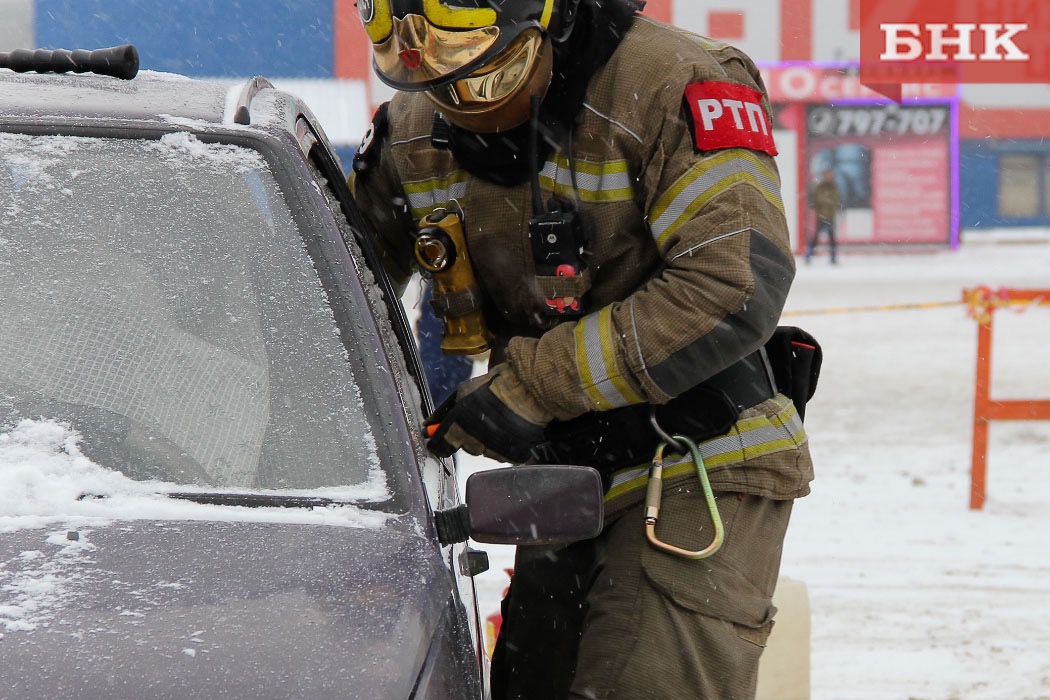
[1044,158,1050,218]
[998,154,1041,218]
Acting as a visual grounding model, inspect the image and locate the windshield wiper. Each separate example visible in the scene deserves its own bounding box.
[166,492,351,508]
[78,491,391,510]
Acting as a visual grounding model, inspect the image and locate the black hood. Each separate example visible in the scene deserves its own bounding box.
[0,519,472,699]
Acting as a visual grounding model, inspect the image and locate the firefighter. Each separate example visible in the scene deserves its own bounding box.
[349,1,816,698]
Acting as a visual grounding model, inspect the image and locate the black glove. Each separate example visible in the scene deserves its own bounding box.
[763,326,822,422]
[425,363,554,464]
[535,383,739,474]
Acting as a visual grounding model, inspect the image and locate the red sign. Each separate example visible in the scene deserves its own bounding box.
[860,0,1050,100]
[803,103,952,246]
[760,65,956,103]
[683,81,778,155]
[871,141,949,244]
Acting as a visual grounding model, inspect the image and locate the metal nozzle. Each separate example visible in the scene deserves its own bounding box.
[415,231,455,272]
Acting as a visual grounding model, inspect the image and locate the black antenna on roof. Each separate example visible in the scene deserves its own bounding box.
[0,44,139,80]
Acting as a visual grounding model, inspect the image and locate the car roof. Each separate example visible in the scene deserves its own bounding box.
[0,69,234,123]
[0,50,321,145]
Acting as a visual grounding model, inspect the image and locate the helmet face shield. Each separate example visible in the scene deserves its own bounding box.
[372,14,500,90]
[360,0,556,91]
[424,28,553,132]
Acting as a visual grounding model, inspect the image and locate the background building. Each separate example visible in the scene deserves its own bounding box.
[3,0,1049,239]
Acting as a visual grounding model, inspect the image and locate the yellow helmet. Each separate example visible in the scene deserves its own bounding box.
[357,0,567,132]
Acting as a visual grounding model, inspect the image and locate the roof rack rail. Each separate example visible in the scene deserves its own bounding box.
[230,76,275,126]
[0,44,139,80]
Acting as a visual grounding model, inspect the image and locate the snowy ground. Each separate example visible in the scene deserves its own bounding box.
[458,238,1050,700]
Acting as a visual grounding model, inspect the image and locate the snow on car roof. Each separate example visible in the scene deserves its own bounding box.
[0,68,237,125]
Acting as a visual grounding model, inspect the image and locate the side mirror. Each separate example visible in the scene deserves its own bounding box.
[434,465,604,546]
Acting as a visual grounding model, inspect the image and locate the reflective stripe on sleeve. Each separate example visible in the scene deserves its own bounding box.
[403,171,470,219]
[648,149,783,252]
[575,306,644,410]
[604,394,805,503]
[539,157,634,203]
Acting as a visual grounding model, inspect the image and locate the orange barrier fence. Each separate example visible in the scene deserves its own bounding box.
[963,287,1050,510]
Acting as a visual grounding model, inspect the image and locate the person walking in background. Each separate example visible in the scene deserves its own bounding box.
[806,167,841,264]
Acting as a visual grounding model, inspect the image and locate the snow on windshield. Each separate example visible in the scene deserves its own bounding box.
[1,131,389,495]
[147,131,266,170]
[0,419,392,530]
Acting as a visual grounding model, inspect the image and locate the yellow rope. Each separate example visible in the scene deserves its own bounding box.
[784,290,1049,321]
[783,300,964,317]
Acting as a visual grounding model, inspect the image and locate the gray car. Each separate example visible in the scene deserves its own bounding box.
[0,46,602,699]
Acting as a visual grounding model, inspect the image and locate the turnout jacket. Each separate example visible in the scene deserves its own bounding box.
[351,16,813,517]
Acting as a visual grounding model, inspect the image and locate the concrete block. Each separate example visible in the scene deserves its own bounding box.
[756,576,811,700]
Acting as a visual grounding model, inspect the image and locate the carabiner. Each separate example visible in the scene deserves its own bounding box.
[644,435,725,560]
[648,407,685,454]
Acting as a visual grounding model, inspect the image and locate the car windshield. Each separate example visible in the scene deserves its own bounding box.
[0,132,392,500]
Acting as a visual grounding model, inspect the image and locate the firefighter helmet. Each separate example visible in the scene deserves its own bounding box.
[358,0,572,132]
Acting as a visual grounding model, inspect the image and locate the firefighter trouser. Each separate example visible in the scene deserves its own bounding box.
[490,489,793,700]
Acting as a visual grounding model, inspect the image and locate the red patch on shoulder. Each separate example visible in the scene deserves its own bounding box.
[684,81,778,155]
